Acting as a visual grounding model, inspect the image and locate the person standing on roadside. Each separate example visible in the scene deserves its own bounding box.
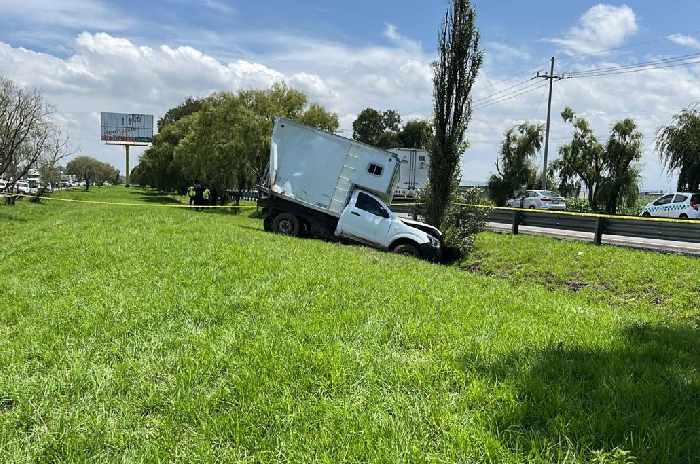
[188,184,196,206]
[203,186,211,207]
[194,181,204,210]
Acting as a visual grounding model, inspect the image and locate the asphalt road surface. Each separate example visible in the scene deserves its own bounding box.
[488,222,700,256]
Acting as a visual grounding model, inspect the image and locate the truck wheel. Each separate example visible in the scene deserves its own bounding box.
[392,243,419,257]
[273,213,300,236]
[680,213,689,219]
[642,212,651,218]
[263,216,274,232]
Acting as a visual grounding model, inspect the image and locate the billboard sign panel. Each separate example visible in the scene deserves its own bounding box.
[100,112,154,144]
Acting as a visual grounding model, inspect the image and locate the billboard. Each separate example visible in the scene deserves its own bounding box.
[100,112,154,144]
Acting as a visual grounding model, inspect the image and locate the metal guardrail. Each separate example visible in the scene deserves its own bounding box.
[390,203,700,245]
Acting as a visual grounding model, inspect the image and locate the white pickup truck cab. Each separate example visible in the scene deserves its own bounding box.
[336,190,440,257]
[261,118,442,261]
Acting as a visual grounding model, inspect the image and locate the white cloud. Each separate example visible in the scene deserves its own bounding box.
[0,28,433,173]
[550,4,638,55]
[201,0,236,16]
[1,22,696,191]
[668,34,700,50]
[484,42,531,63]
[0,0,132,32]
[384,23,421,52]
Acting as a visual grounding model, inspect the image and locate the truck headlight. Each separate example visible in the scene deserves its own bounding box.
[429,236,440,248]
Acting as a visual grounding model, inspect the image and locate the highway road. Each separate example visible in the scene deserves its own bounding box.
[488,222,700,256]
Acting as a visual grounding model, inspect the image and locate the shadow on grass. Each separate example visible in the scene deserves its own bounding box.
[464,323,700,462]
[139,195,181,205]
[0,210,28,222]
[124,189,182,204]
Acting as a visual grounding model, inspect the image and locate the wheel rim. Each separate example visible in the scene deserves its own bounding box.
[396,245,418,257]
[278,219,294,235]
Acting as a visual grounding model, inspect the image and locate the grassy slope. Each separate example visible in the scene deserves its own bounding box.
[0,187,698,463]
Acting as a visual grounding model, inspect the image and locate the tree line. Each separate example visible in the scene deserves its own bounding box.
[0,77,71,200]
[65,156,121,188]
[131,84,339,193]
[487,106,700,214]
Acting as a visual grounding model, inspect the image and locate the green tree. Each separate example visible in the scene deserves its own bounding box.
[157,97,203,132]
[557,107,605,210]
[427,0,483,227]
[137,83,339,194]
[555,108,642,214]
[656,108,700,192]
[398,120,434,149]
[352,108,401,148]
[132,114,194,191]
[550,155,581,198]
[487,123,543,206]
[66,156,119,190]
[601,119,642,214]
[299,104,340,133]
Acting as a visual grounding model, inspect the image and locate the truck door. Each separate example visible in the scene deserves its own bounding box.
[337,191,393,247]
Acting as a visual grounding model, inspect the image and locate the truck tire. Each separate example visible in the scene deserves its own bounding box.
[392,242,419,257]
[263,216,274,232]
[273,213,300,236]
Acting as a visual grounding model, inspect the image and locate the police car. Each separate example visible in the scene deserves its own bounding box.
[640,192,700,219]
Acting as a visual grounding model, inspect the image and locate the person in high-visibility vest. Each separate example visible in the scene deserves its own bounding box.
[187,185,196,206]
[203,187,211,205]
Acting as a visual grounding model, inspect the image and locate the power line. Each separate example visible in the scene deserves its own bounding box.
[472,77,536,105]
[472,81,548,110]
[565,52,700,79]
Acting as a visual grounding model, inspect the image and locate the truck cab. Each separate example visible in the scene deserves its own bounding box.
[337,190,441,260]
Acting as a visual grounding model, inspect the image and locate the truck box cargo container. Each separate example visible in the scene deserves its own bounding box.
[260,118,442,260]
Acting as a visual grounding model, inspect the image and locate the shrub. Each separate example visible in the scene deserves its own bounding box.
[441,188,491,260]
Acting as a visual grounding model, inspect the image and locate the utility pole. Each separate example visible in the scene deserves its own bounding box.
[535,57,563,190]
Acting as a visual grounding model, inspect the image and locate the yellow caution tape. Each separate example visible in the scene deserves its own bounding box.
[391,201,699,225]
[11,194,696,224]
[12,194,258,209]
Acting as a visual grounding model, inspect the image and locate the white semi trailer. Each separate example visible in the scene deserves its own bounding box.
[390,148,430,198]
[260,118,442,261]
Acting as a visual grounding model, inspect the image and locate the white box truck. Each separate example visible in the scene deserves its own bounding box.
[260,118,442,261]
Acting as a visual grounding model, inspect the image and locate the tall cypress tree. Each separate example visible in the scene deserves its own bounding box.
[427,0,482,227]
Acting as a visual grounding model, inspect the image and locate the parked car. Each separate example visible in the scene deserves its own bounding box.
[640,192,700,219]
[507,190,567,210]
[15,181,30,194]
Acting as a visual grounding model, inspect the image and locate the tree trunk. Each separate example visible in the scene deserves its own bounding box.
[605,185,620,215]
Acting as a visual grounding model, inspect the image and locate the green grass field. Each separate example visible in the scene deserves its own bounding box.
[1,187,698,463]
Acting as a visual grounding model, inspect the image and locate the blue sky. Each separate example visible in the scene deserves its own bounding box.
[2,1,700,189]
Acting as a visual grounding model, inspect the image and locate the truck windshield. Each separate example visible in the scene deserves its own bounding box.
[357,192,390,218]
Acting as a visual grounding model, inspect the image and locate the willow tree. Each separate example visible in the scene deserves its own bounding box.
[487,123,543,206]
[426,0,483,227]
[656,109,700,192]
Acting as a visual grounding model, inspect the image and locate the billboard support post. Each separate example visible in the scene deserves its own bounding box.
[125,145,130,187]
